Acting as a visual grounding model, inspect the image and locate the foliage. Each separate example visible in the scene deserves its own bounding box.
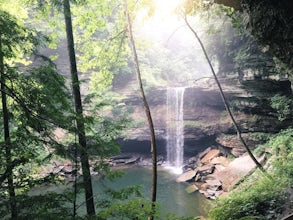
[0,190,74,219]
[0,7,75,219]
[95,185,150,220]
[270,94,293,121]
[209,129,293,220]
[0,63,73,215]
[196,4,283,80]
[266,129,293,184]
[240,0,293,70]
[139,40,206,87]
[208,175,286,220]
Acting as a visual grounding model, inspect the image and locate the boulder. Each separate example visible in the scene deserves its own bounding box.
[197,164,215,176]
[212,154,263,191]
[185,184,199,194]
[201,149,221,163]
[210,156,230,166]
[199,189,217,200]
[176,170,197,182]
[205,179,222,191]
[214,164,226,172]
[194,173,202,182]
[125,157,140,164]
[231,147,246,157]
[197,147,212,159]
[200,183,208,191]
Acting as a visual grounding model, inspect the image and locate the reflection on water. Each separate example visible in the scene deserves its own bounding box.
[30,166,210,218]
[91,167,209,218]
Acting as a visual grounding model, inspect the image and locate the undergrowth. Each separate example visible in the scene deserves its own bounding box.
[208,128,293,220]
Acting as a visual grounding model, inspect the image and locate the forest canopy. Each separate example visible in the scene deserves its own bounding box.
[0,0,292,219]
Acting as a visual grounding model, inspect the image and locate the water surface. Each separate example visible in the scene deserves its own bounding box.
[91,167,209,218]
[30,166,209,218]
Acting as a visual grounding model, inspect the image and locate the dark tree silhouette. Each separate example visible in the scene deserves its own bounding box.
[63,0,95,216]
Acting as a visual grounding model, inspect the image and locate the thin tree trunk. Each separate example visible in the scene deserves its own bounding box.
[124,1,157,219]
[63,0,95,216]
[184,15,265,173]
[0,37,17,219]
[72,142,78,217]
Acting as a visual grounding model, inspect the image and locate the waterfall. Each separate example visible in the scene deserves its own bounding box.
[166,87,185,174]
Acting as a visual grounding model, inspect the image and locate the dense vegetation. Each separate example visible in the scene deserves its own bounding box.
[209,129,293,220]
[0,0,292,219]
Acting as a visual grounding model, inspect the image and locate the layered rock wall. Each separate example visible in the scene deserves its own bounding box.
[120,78,291,159]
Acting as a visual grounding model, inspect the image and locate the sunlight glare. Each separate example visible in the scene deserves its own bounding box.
[154,0,183,17]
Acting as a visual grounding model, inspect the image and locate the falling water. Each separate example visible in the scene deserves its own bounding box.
[166,87,185,174]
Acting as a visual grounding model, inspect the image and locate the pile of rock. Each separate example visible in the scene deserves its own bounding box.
[176,147,230,199]
[108,154,164,166]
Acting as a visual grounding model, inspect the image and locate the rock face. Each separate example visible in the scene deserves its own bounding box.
[119,77,291,160]
[112,77,291,199]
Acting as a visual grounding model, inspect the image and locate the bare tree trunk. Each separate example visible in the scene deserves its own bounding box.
[63,0,95,216]
[124,1,157,219]
[184,15,265,173]
[0,37,17,219]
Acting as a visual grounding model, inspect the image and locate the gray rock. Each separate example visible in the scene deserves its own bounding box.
[197,164,215,176]
[176,170,197,182]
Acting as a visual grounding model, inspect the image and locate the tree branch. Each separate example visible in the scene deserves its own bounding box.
[183,14,266,173]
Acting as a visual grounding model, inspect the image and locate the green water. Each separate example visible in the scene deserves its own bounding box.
[90,167,209,218]
[30,167,209,218]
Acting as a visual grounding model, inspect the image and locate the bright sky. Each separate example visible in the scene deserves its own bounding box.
[135,0,197,49]
[154,0,183,17]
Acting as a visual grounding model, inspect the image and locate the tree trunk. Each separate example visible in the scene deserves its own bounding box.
[184,15,265,173]
[63,0,95,216]
[124,1,157,219]
[0,37,17,219]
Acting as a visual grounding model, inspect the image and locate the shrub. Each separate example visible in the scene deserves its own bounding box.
[270,95,293,121]
[209,129,293,220]
[208,176,286,220]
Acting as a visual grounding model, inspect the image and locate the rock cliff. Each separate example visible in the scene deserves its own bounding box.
[118,77,291,160]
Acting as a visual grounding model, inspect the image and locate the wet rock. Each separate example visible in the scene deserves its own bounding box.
[176,170,197,182]
[185,184,199,194]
